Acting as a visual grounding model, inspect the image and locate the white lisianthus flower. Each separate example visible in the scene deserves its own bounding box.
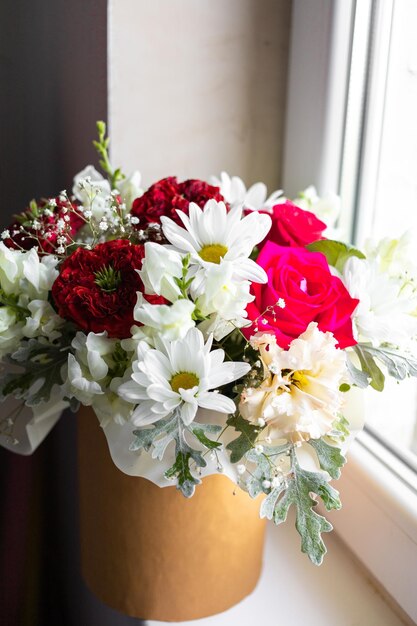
[118,327,250,426]
[0,243,25,295]
[0,244,59,300]
[92,378,133,427]
[0,308,23,358]
[161,200,271,284]
[192,262,254,339]
[294,185,341,230]
[343,256,417,348]
[239,323,347,443]
[72,165,112,220]
[65,331,121,405]
[66,354,104,406]
[134,298,196,341]
[21,250,60,299]
[116,170,143,209]
[138,242,184,301]
[0,244,58,297]
[365,231,417,291]
[72,331,117,380]
[22,300,64,340]
[210,172,283,212]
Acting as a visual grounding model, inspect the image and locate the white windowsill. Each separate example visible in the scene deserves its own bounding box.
[324,433,417,624]
[149,507,408,626]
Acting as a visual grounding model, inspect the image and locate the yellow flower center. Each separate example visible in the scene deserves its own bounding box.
[291,370,309,390]
[199,244,228,264]
[170,372,200,393]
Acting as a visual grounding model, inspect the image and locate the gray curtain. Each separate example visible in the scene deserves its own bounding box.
[0,2,145,624]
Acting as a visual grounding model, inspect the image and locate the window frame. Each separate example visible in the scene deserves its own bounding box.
[282,1,417,622]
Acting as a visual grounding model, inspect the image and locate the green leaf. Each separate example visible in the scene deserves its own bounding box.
[358,344,417,381]
[226,413,260,462]
[353,344,385,391]
[330,414,350,442]
[165,451,201,498]
[273,451,340,565]
[308,438,346,479]
[188,423,222,450]
[346,353,370,388]
[260,486,286,520]
[307,240,365,272]
[130,414,178,452]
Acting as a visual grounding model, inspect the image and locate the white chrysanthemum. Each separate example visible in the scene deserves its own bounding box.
[118,327,250,426]
[134,298,196,341]
[161,200,271,284]
[239,323,347,443]
[138,242,184,302]
[343,256,417,349]
[210,172,282,212]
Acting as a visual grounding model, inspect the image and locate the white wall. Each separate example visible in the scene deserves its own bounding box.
[109,0,291,189]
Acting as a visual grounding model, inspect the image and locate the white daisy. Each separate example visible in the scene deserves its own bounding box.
[160,200,271,284]
[118,327,250,426]
[210,171,283,212]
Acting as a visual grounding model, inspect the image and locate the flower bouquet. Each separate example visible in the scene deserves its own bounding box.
[1,122,417,619]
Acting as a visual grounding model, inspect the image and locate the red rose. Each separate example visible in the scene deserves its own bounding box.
[4,196,84,254]
[245,241,358,348]
[130,176,224,227]
[52,239,164,338]
[259,201,326,248]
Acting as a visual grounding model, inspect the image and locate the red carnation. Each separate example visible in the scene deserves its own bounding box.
[259,201,326,248]
[4,196,84,255]
[52,239,164,338]
[130,176,224,227]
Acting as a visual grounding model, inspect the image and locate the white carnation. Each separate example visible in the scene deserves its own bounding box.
[240,323,347,443]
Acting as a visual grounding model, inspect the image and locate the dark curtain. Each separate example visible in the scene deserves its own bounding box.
[0,2,145,624]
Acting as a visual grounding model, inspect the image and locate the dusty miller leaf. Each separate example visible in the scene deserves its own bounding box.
[0,339,69,406]
[188,422,222,450]
[346,354,370,388]
[165,422,206,498]
[273,451,341,565]
[260,486,286,520]
[353,344,385,391]
[308,438,346,479]
[130,414,178,452]
[226,413,260,462]
[359,344,417,381]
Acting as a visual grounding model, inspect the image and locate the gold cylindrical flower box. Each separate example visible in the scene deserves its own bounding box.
[77,407,266,621]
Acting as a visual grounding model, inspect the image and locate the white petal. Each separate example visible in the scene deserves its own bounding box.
[197,391,236,414]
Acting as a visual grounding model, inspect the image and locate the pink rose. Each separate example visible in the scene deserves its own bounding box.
[245,240,358,348]
[259,201,326,248]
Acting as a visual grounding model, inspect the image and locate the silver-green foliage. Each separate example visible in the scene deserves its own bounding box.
[130,413,222,498]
